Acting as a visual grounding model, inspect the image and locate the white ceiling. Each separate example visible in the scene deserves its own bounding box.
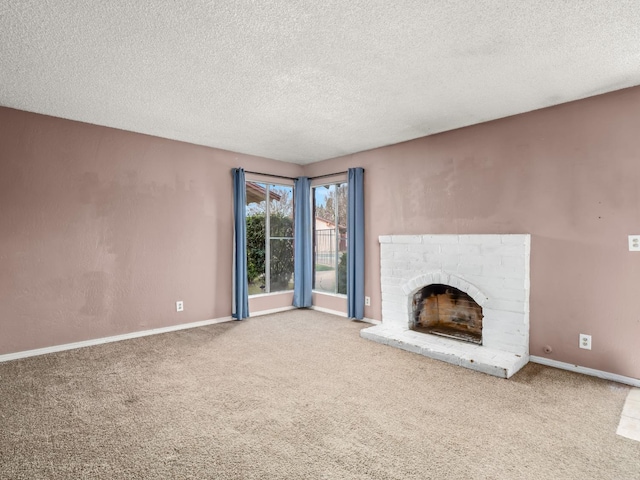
[1,1,640,164]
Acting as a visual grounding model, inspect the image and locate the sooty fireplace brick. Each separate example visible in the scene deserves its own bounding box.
[412,284,483,344]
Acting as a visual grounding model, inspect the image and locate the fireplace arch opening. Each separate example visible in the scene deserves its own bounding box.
[411,284,483,345]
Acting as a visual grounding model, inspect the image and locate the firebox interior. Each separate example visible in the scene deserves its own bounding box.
[412,284,483,344]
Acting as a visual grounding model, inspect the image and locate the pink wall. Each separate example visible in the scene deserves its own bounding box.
[3,84,640,381]
[312,292,347,314]
[303,86,640,380]
[0,108,301,354]
[249,292,294,313]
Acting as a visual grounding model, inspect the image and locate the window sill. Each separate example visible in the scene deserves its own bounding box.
[312,290,347,299]
[249,290,294,299]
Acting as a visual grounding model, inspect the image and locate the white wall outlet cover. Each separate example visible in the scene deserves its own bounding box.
[579,333,592,350]
[364,296,371,306]
[176,301,184,312]
[628,235,640,251]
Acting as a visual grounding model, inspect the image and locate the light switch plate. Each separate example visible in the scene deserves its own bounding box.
[629,236,640,251]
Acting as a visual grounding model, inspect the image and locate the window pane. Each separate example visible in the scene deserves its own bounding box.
[269,238,294,292]
[314,230,336,293]
[246,182,267,215]
[246,182,266,295]
[336,183,348,295]
[269,185,294,237]
[313,184,346,294]
[336,257,347,295]
[314,185,334,292]
[336,183,348,232]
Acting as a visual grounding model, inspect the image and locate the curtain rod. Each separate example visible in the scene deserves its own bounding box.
[242,170,351,181]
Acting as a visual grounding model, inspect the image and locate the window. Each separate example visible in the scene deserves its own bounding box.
[245,181,294,295]
[312,182,348,295]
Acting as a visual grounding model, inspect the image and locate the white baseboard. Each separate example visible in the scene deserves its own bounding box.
[311,306,348,317]
[530,356,640,388]
[0,316,234,364]
[250,306,297,317]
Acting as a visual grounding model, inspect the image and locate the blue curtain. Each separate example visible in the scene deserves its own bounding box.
[293,177,312,307]
[347,167,365,319]
[232,168,249,319]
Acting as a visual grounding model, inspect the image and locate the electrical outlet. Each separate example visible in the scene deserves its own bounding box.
[629,235,640,251]
[176,301,184,312]
[364,296,371,306]
[579,333,591,350]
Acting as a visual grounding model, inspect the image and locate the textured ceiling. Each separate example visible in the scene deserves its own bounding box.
[1,1,640,164]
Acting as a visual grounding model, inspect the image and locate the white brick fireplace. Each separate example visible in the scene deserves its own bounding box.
[361,234,530,378]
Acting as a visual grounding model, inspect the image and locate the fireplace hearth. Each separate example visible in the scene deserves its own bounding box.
[361,234,530,378]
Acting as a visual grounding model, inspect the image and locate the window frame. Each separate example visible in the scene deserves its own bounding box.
[311,175,348,297]
[245,176,295,296]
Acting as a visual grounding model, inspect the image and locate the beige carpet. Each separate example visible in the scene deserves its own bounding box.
[1,310,638,479]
